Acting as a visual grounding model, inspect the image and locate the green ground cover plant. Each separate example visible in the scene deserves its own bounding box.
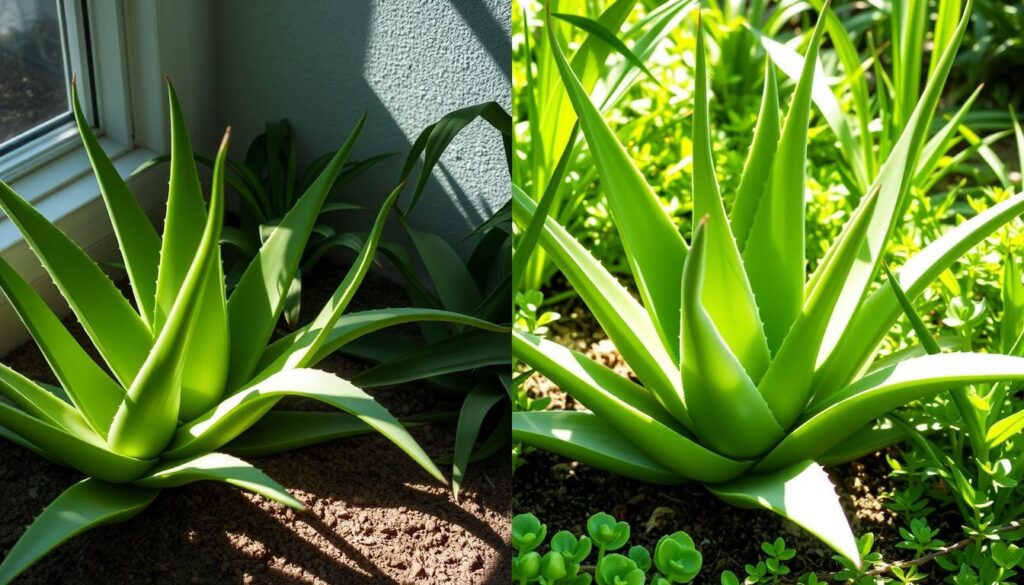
[0,84,506,583]
[512,0,1024,566]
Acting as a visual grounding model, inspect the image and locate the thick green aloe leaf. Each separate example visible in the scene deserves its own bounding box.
[154,83,207,327]
[691,23,770,379]
[0,364,93,438]
[260,185,400,375]
[741,4,828,352]
[353,330,507,388]
[107,130,228,459]
[452,384,504,499]
[513,411,687,485]
[163,368,444,483]
[226,114,366,389]
[762,353,1024,471]
[0,257,123,435]
[156,84,230,421]
[0,182,150,388]
[708,461,860,565]
[225,411,451,457]
[756,24,866,192]
[0,401,154,482]
[731,62,780,250]
[757,190,879,427]
[680,220,783,458]
[514,333,751,483]
[134,452,303,510]
[814,191,1024,395]
[512,187,689,428]
[0,479,158,585]
[816,419,908,466]
[816,0,973,371]
[546,9,688,356]
[258,308,507,372]
[70,82,160,330]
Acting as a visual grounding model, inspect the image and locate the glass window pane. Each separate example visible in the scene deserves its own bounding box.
[0,0,68,144]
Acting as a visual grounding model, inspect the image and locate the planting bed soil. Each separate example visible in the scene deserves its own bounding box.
[0,269,511,584]
[514,295,922,575]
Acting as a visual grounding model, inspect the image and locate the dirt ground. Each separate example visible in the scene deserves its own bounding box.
[514,294,904,576]
[0,271,511,584]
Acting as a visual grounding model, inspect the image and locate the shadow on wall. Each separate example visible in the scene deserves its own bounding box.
[212,0,511,254]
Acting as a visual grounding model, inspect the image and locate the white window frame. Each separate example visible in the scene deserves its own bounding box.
[0,0,214,355]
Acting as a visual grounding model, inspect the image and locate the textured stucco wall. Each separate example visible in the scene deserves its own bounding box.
[212,0,511,249]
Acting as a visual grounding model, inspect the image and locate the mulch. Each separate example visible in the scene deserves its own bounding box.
[0,269,511,584]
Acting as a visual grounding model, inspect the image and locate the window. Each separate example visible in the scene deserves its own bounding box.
[0,0,95,182]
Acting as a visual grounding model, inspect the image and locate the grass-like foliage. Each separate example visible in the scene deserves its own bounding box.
[0,84,505,583]
[512,0,1024,565]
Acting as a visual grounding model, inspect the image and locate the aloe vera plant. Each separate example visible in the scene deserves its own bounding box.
[512,0,1024,564]
[0,84,504,583]
[135,118,393,328]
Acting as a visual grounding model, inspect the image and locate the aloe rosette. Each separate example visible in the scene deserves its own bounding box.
[0,85,505,583]
[512,0,1024,564]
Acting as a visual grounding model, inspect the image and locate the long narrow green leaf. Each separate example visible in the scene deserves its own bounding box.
[258,308,507,372]
[71,82,160,329]
[0,257,123,435]
[546,9,688,356]
[757,190,879,427]
[814,190,1024,395]
[107,130,229,459]
[817,0,974,369]
[691,22,770,379]
[452,385,504,499]
[163,368,445,483]
[512,187,689,428]
[513,332,749,483]
[0,364,92,437]
[680,220,783,458]
[731,63,780,249]
[0,183,151,387]
[761,353,1024,471]
[259,186,400,376]
[551,13,658,85]
[400,102,511,213]
[226,114,366,388]
[353,330,506,388]
[512,123,580,293]
[512,411,687,485]
[158,85,230,421]
[742,3,829,352]
[225,411,451,457]
[1003,252,1024,355]
[0,479,158,585]
[134,452,303,510]
[403,220,482,314]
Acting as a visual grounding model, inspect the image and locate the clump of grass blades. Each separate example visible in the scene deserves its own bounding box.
[0,82,505,583]
[512,0,1024,565]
